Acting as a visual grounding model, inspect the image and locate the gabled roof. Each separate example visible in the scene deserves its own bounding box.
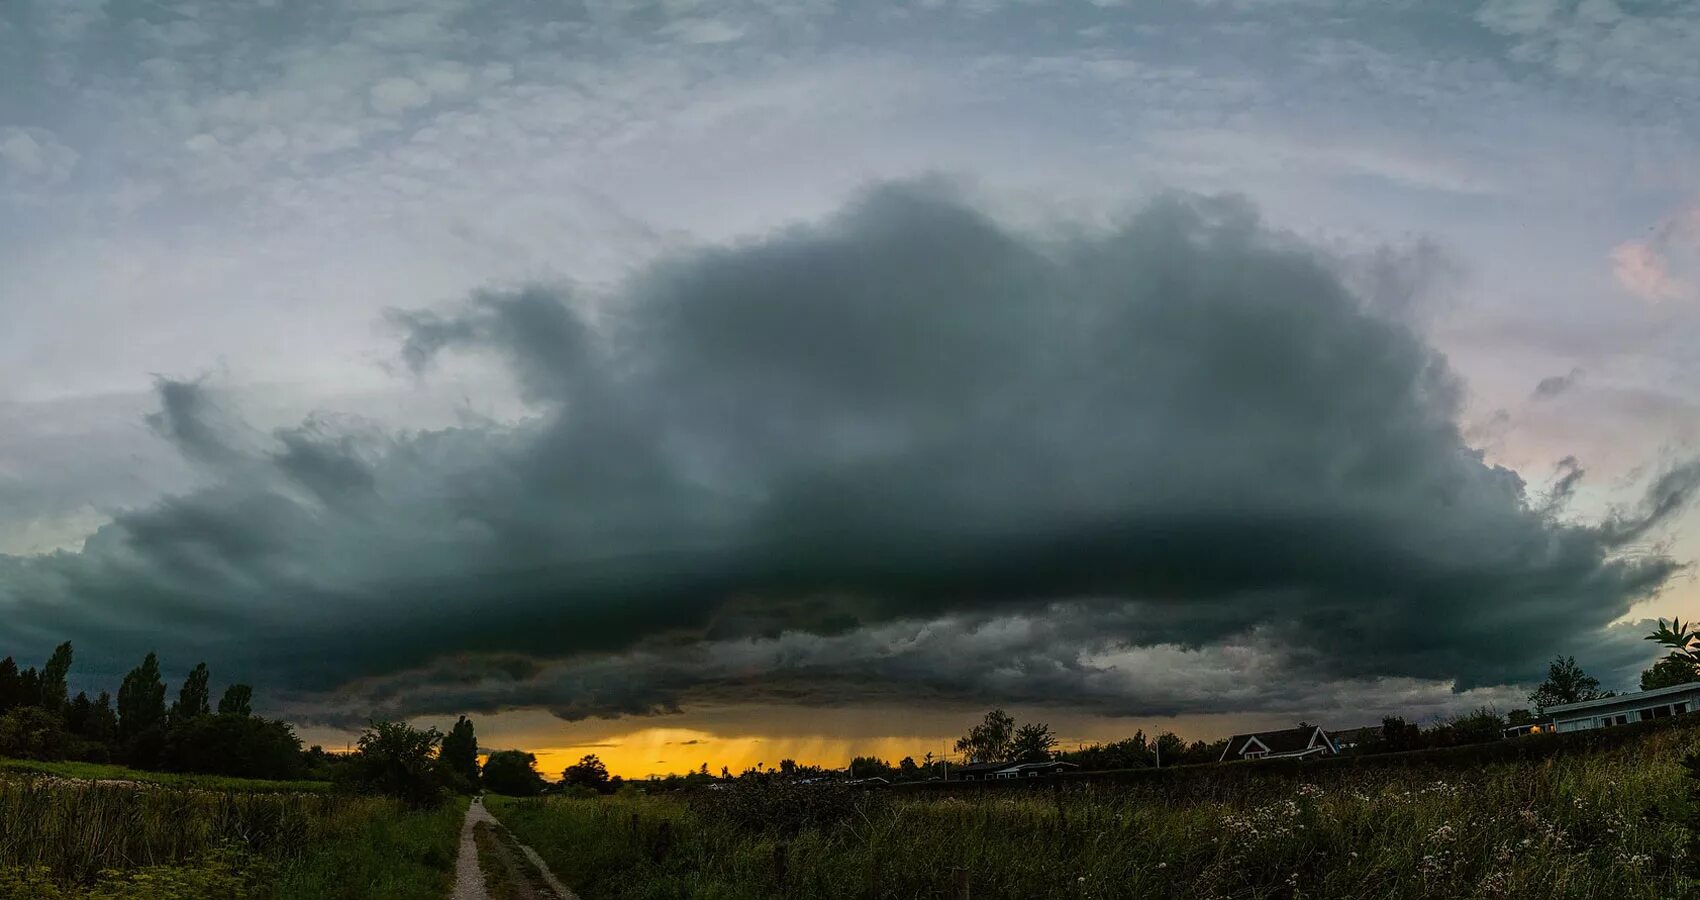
[1220,726,1331,761]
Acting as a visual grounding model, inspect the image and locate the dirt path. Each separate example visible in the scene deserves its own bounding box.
[451,796,495,900]
[452,795,578,900]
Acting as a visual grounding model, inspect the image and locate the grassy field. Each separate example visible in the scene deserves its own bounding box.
[488,720,1700,899]
[0,767,463,899]
[0,756,333,793]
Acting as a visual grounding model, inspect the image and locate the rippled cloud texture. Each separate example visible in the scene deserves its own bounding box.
[4,182,1694,722]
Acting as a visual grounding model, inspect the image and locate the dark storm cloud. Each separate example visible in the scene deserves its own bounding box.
[1533,368,1584,401]
[0,181,1691,717]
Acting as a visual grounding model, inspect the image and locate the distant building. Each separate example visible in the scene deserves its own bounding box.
[949,760,1080,781]
[1219,726,1336,762]
[1546,682,1700,733]
[949,761,1010,781]
[992,761,1079,779]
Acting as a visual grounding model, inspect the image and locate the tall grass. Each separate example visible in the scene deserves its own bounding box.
[490,723,1700,899]
[0,756,331,793]
[0,773,462,898]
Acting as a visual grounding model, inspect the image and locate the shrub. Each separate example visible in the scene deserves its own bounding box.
[0,707,71,761]
[336,721,450,809]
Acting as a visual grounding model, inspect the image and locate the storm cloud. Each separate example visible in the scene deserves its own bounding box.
[0,181,1690,718]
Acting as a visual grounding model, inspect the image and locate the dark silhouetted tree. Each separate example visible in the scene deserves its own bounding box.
[0,658,22,714]
[898,756,919,780]
[1380,716,1420,752]
[117,653,167,765]
[483,749,545,796]
[17,668,40,709]
[162,714,304,779]
[1011,722,1058,761]
[562,753,610,792]
[439,716,479,791]
[1642,654,1700,691]
[85,691,118,746]
[39,642,72,712]
[339,721,448,808]
[171,662,211,722]
[954,708,1016,762]
[217,684,253,717]
[64,691,93,735]
[1529,655,1610,714]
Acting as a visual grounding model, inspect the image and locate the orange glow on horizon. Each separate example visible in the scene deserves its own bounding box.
[525,727,960,781]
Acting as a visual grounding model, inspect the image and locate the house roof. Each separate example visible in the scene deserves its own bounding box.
[995,761,1079,774]
[1544,681,1700,717]
[1221,726,1330,760]
[951,761,1010,775]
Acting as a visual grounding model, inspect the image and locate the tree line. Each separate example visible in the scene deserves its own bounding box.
[0,643,305,778]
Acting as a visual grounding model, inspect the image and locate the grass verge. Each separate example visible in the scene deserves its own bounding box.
[488,721,1700,899]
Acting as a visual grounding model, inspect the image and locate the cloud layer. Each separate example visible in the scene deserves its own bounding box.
[1,181,1692,719]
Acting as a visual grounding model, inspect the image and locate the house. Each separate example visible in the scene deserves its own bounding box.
[1219,725,1336,762]
[1546,682,1700,733]
[948,761,1011,781]
[992,761,1079,779]
[1326,726,1381,752]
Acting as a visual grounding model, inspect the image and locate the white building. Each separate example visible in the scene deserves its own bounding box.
[1546,682,1700,732]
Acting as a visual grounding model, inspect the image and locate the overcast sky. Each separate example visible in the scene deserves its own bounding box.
[4,0,1700,777]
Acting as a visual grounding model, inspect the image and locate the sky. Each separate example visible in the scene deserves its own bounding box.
[3,0,1700,779]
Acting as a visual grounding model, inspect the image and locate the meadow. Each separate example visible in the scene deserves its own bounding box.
[488,719,1700,899]
[0,767,462,899]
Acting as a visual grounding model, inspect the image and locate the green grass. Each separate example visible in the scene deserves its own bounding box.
[0,756,332,793]
[0,769,463,899]
[489,721,1700,899]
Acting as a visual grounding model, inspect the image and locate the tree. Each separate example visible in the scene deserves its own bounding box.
[117,653,167,765]
[848,756,895,780]
[439,716,479,790]
[1506,709,1534,727]
[161,714,304,779]
[339,721,449,808]
[954,709,1016,762]
[0,658,19,714]
[483,749,545,796]
[1010,722,1057,762]
[217,684,253,717]
[0,707,70,760]
[562,753,610,792]
[1380,716,1420,753]
[1641,654,1700,691]
[40,642,73,712]
[84,691,118,746]
[1153,731,1186,765]
[171,662,211,722]
[18,667,39,709]
[65,691,93,735]
[1528,655,1611,714]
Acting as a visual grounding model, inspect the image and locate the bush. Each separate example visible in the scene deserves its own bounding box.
[0,707,70,761]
